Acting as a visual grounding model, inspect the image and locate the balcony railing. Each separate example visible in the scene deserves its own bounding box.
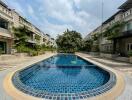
[0,27,12,38]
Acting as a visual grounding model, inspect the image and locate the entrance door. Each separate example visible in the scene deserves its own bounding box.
[0,41,6,54]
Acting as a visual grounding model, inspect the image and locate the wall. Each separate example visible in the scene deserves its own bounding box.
[117,37,132,56]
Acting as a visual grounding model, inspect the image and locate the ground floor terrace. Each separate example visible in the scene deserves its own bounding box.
[100,31,132,59]
[0,36,13,54]
[0,52,132,100]
[113,31,132,57]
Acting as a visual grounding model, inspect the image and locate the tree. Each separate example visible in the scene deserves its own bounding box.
[35,35,41,43]
[56,29,82,53]
[82,39,93,52]
[13,26,29,47]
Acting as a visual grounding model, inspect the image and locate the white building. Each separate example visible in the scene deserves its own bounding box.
[0,0,55,54]
[85,0,132,56]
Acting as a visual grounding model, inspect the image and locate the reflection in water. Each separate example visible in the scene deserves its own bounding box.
[57,66,82,76]
[16,54,110,95]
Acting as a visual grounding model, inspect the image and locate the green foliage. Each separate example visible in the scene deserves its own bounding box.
[91,33,100,41]
[128,51,132,57]
[13,26,29,47]
[81,39,93,52]
[16,45,31,53]
[0,48,4,55]
[56,29,82,53]
[103,22,125,40]
[35,35,41,43]
[91,44,99,52]
[13,26,56,56]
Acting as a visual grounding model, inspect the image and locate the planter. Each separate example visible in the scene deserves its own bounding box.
[130,57,132,63]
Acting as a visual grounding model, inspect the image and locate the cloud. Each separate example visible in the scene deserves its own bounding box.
[27,5,34,15]
[37,0,93,37]
[3,0,127,38]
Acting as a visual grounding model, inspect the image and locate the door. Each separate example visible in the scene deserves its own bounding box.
[0,41,6,54]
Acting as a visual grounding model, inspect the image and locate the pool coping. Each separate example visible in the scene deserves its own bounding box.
[76,53,125,100]
[3,53,125,100]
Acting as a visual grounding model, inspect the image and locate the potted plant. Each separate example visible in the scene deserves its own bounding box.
[128,51,132,63]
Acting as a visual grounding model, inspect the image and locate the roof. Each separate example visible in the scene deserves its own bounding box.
[0,0,7,8]
[119,0,132,10]
[103,10,123,24]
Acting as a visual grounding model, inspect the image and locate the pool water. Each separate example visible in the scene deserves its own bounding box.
[12,54,116,99]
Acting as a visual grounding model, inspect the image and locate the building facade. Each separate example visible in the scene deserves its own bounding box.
[85,0,132,57]
[0,1,13,54]
[0,0,55,54]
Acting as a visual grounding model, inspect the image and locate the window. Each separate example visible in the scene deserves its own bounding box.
[127,43,132,51]
[126,22,132,31]
[0,19,8,29]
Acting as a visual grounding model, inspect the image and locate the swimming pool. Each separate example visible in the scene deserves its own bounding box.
[12,54,116,100]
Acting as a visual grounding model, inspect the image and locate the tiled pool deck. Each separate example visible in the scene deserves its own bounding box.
[77,53,132,100]
[0,52,132,100]
[0,52,56,100]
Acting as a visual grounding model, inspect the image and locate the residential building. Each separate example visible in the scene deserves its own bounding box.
[115,0,132,56]
[85,0,132,57]
[0,0,55,54]
[0,1,13,54]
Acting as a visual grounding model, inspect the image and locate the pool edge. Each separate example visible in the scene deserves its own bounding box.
[3,53,56,100]
[3,53,125,100]
[76,53,125,100]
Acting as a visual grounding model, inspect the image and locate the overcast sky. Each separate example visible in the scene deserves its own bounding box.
[3,0,126,38]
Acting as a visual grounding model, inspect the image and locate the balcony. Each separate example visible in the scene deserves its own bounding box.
[114,29,132,39]
[0,27,12,38]
[122,29,132,36]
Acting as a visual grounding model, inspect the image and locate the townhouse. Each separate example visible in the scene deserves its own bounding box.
[0,1,13,54]
[0,0,55,54]
[85,0,132,57]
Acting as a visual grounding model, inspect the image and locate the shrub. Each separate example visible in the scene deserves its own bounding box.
[16,45,31,53]
[29,50,38,56]
[91,45,99,52]
[128,51,132,57]
[0,48,4,55]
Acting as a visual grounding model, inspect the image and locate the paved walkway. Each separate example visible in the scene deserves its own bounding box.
[78,53,132,100]
[0,53,55,100]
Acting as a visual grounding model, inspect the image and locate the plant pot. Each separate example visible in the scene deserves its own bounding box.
[130,57,132,63]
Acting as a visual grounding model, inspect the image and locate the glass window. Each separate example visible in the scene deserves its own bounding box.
[127,43,132,51]
[0,19,8,29]
[127,22,132,31]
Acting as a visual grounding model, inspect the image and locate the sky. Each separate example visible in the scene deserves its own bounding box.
[3,0,126,38]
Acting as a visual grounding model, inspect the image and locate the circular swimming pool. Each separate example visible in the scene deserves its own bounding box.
[12,54,116,100]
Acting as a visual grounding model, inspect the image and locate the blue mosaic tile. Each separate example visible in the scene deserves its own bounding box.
[12,54,116,100]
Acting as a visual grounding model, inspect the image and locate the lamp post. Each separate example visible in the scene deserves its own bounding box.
[101,0,104,36]
[100,0,104,52]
